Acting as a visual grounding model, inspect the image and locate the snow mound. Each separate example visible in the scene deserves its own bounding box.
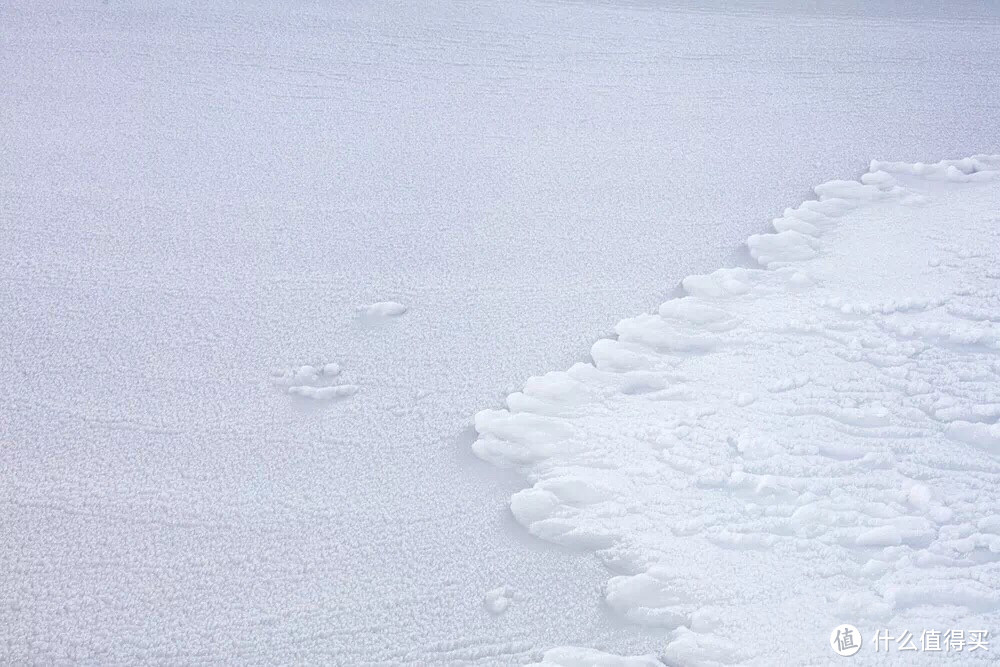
[287,384,358,400]
[361,300,408,317]
[474,156,1000,664]
[484,586,514,615]
[274,362,357,400]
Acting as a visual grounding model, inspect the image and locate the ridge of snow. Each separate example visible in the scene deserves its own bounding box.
[474,155,1000,664]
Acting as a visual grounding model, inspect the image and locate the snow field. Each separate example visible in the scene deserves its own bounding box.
[4,0,1000,661]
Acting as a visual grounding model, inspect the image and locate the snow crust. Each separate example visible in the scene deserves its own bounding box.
[475,156,1000,664]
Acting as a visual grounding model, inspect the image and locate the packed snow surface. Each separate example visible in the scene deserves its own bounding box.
[3,0,1000,664]
[475,157,1000,664]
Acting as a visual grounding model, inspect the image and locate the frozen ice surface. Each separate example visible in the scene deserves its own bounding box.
[3,0,1000,663]
[476,157,1000,664]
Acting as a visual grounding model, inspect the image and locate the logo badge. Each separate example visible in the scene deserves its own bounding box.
[831,624,862,657]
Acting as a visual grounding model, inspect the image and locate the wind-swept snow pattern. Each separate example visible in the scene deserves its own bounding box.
[475,156,1000,664]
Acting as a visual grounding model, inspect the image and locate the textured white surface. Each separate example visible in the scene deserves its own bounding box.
[3,0,1000,663]
[476,157,1000,664]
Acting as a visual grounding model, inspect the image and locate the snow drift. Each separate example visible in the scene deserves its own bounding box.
[475,156,1000,664]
